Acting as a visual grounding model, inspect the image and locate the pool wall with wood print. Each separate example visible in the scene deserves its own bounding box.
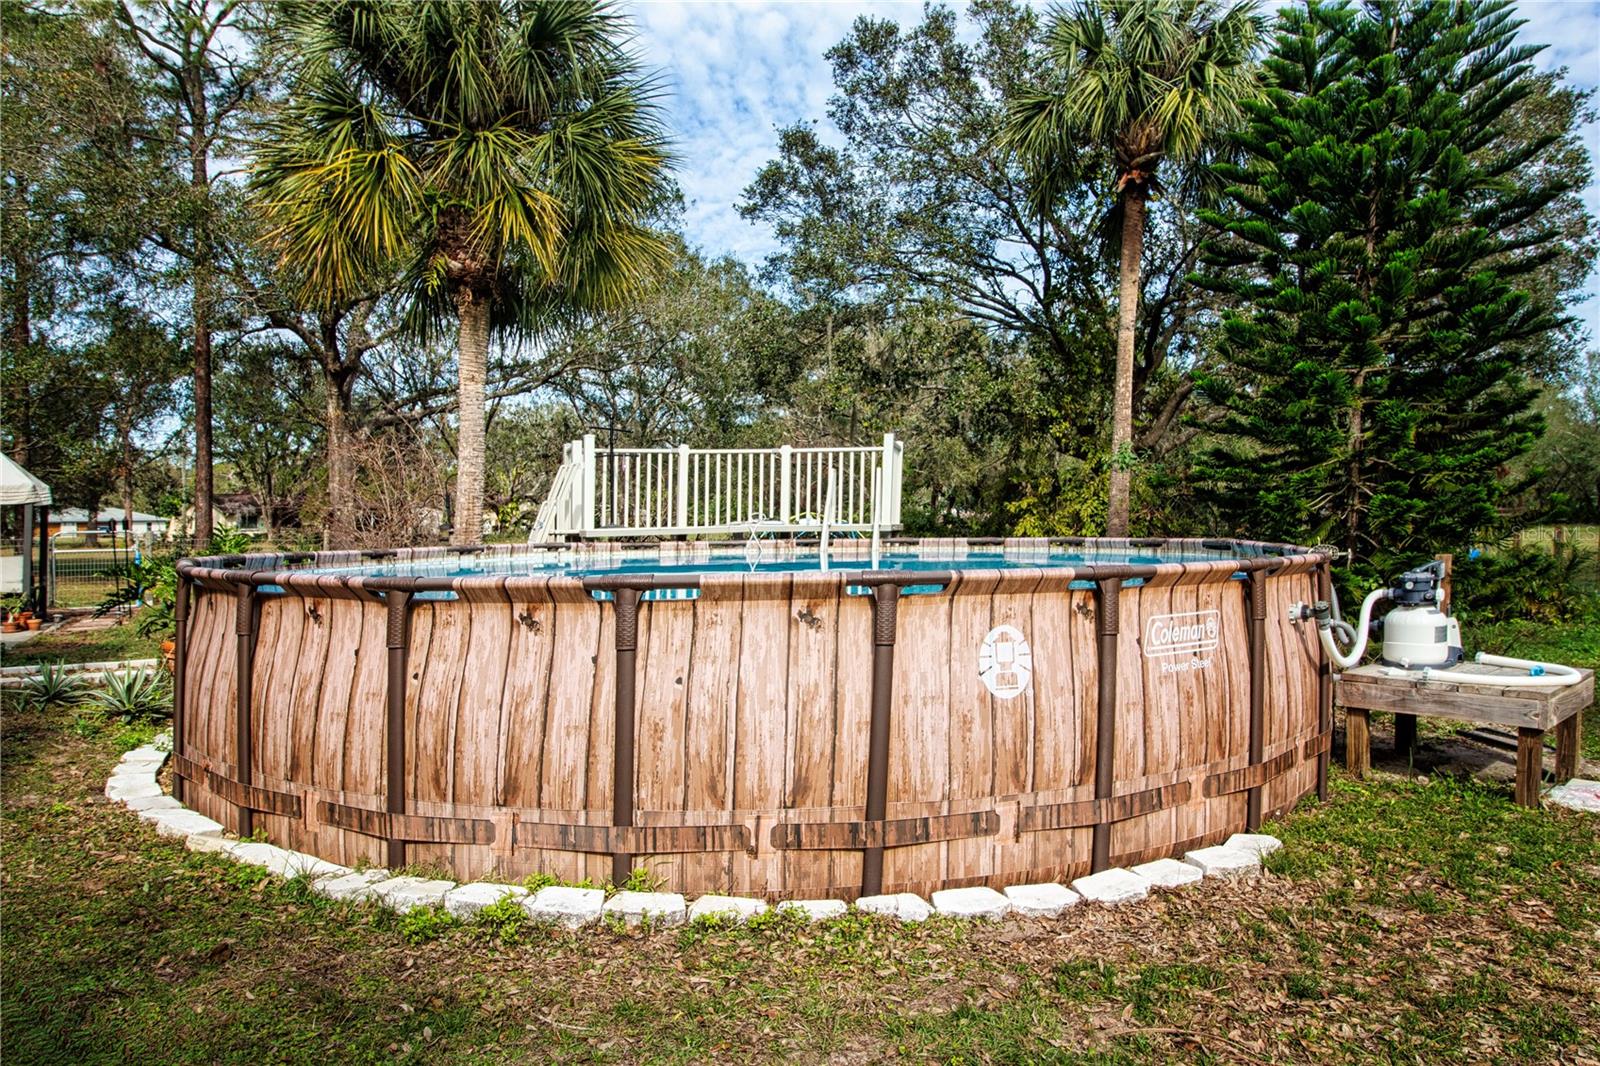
[172,538,1333,900]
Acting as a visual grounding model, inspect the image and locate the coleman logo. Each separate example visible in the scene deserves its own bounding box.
[1144,610,1220,657]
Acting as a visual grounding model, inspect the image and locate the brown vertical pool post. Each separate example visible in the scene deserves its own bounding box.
[172,573,190,804]
[611,587,642,887]
[1246,570,1268,831]
[234,583,257,838]
[1315,563,1333,801]
[861,583,899,898]
[384,590,413,870]
[1092,577,1120,873]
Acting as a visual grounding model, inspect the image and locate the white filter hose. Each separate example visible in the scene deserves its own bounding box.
[1456,652,1584,687]
[1375,651,1584,687]
[1317,586,1391,669]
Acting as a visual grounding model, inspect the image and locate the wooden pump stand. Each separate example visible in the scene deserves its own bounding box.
[1336,552,1593,807]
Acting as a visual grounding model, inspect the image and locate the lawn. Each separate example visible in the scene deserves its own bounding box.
[1,620,1596,1064]
[1,619,163,668]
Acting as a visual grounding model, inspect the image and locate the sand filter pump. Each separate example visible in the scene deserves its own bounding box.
[1298,560,1583,687]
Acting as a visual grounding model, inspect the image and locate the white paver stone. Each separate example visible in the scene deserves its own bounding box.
[1071,868,1150,905]
[1183,845,1261,879]
[444,882,529,920]
[1131,858,1205,889]
[931,886,1012,920]
[602,890,688,928]
[1002,883,1081,918]
[315,869,391,902]
[372,876,456,913]
[775,899,848,922]
[223,841,294,872]
[119,753,166,769]
[523,886,605,929]
[125,745,168,763]
[123,794,182,813]
[185,832,236,854]
[688,894,768,923]
[1224,833,1283,858]
[854,892,934,922]
[106,779,163,801]
[147,809,225,839]
[279,851,350,881]
[1547,778,1600,813]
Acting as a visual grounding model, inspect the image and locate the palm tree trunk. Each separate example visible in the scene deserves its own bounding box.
[1106,189,1146,537]
[452,290,491,546]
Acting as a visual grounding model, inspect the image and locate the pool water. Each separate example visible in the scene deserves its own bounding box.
[283,544,1265,599]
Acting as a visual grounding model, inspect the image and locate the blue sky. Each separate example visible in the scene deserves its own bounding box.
[629,0,1600,333]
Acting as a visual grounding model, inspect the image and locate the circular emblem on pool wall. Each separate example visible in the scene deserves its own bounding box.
[978,624,1033,700]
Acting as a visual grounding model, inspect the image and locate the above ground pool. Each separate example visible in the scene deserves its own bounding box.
[173,537,1332,900]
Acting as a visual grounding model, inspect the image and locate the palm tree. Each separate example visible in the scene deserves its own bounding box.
[254,1,672,545]
[1003,0,1261,536]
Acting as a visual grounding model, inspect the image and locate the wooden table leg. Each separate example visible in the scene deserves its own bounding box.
[1554,712,1582,783]
[1515,727,1545,807]
[1346,709,1371,779]
[1394,713,1417,756]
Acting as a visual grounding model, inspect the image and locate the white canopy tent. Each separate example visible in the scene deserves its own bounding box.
[1,454,52,506]
[1,454,52,613]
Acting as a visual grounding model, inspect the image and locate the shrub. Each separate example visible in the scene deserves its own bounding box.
[1452,544,1598,625]
[91,669,172,723]
[22,662,85,709]
[618,866,664,894]
[475,895,534,945]
[398,906,458,945]
[209,528,256,555]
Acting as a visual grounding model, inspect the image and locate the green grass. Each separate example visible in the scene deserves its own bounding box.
[1,621,1596,1063]
[1469,613,1599,759]
[1,620,163,669]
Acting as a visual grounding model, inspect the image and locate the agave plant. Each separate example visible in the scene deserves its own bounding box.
[92,669,172,724]
[22,662,85,709]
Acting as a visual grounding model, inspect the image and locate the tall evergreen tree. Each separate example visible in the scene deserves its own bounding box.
[1194,0,1588,577]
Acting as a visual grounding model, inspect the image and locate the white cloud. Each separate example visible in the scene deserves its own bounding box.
[629,0,921,266]
[628,0,1600,317]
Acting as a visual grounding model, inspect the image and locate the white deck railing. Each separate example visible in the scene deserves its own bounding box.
[529,434,904,542]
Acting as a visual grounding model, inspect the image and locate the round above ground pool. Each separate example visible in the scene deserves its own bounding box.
[172,537,1333,900]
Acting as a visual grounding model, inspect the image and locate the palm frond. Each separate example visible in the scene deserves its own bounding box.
[1005,0,1265,191]
[251,0,673,329]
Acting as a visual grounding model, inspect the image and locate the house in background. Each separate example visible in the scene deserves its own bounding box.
[166,491,303,540]
[49,507,169,541]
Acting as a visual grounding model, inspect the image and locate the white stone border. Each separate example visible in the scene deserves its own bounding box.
[108,732,1288,931]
